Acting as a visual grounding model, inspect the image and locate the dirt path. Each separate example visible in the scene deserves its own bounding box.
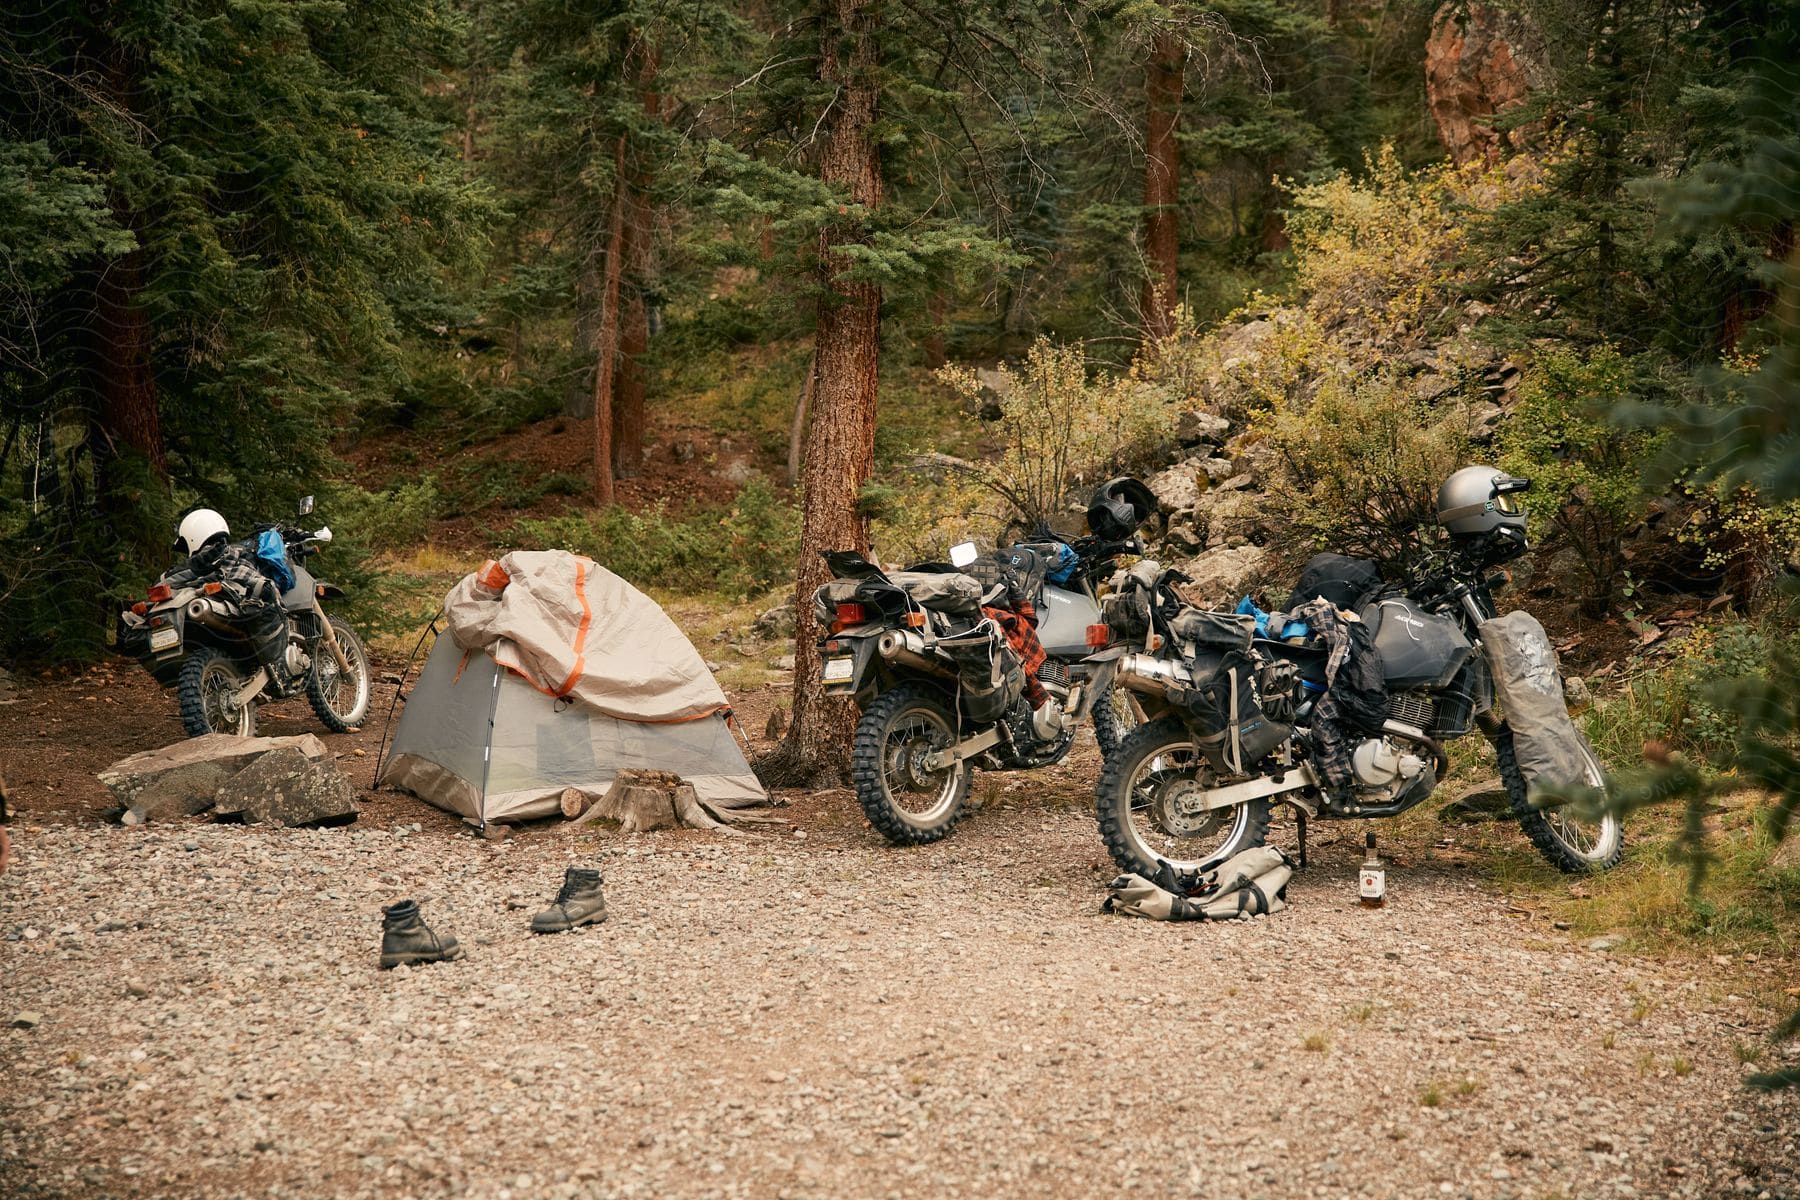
[1,671,1795,1199]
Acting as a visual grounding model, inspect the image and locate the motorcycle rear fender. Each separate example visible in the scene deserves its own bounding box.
[820,632,883,705]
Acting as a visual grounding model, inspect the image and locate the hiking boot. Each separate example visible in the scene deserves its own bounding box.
[530,867,608,933]
[379,899,463,969]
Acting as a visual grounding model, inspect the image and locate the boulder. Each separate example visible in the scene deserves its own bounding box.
[752,598,797,641]
[1179,545,1274,607]
[211,747,358,827]
[1175,410,1231,446]
[1199,457,1236,486]
[1147,458,1207,513]
[101,734,331,824]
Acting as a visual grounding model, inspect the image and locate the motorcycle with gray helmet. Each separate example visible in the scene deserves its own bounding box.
[816,478,1157,846]
[1094,465,1624,880]
[117,497,372,737]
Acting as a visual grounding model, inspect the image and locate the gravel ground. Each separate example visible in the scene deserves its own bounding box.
[2,789,1795,1200]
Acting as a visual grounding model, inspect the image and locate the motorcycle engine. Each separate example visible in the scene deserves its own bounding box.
[285,639,312,677]
[1352,736,1433,804]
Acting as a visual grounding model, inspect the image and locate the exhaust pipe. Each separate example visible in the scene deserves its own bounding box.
[185,597,238,635]
[1114,651,1196,696]
[876,629,956,680]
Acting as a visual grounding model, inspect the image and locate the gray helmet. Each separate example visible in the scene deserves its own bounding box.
[1437,466,1530,537]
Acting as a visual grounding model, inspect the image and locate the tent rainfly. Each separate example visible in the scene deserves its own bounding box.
[379,550,766,826]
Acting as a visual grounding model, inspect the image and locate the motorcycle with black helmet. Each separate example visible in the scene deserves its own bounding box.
[1093,465,1624,879]
[814,477,1157,846]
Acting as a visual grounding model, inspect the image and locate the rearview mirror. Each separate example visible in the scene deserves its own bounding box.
[949,542,978,568]
[298,495,315,516]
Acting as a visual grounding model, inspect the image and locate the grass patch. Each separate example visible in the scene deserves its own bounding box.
[1418,1083,1443,1107]
[1302,1031,1331,1053]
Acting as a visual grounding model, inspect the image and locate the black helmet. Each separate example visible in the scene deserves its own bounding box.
[1086,477,1157,542]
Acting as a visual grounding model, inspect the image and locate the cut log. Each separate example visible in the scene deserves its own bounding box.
[559,787,591,820]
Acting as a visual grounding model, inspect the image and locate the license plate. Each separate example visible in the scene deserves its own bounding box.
[822,656,855,682]
[149,627,180,653]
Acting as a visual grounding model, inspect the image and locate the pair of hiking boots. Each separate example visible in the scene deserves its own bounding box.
[378,867,607,969]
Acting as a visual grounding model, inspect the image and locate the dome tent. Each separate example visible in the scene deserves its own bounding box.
[378,551,766,826]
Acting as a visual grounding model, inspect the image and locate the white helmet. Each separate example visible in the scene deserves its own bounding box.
[174,508,231,557]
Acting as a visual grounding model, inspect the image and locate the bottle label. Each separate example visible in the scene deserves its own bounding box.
[1360,869,1385,900]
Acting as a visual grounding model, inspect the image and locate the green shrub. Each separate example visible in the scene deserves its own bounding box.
[1259,370,1477,575]
[323,478,441,555]
[1584,618,1800,768]
[1500,346,1667,614]
[508,478,799,599]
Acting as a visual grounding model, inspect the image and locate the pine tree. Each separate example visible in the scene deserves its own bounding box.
[0,0,485,658]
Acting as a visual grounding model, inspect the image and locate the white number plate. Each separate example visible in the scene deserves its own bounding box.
[822,656,855,682]
[149,627,180,653]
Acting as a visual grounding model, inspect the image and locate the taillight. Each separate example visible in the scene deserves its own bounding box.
[835,602,867,626]
[1085,623,1112,648]
[904,611,926,629]
[202,581,223,595]
[147,582,173,603]
[131,602,148,616]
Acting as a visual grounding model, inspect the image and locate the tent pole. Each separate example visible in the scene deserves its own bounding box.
[476,665,502,831]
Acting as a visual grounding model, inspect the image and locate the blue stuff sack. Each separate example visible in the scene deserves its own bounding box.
[255,528,297,593]
[1235,595,1309,641]
[1044,542,1080,585]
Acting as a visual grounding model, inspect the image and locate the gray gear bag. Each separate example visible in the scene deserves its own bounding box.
[1105,847,1294,921]
[1479,610,1591,795]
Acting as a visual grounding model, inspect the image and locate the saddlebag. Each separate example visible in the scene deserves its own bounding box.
[1104,847,1295,921]
[1168,649,1290,776]
[1479,610,1592,794]
[937,622,1024,724]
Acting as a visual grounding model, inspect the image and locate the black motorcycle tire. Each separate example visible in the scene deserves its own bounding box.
[852,682,972,847]
[1095,715,1272,877]
[1496,724,1624,872]
[307,616,372,733]
[1091,683,1140,759]
[178,646,258,738]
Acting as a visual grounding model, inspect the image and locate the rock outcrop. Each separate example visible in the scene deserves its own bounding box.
[100,734,355,827]
[1425,2,1547,166]
[212,747,359,827]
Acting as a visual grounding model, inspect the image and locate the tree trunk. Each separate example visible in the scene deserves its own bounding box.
[590,135,628,507]
[566,252,600,419]
[1139,28,1183,341]
[787,351,816,484]
[759,0,883,789]
[922,289,948,369]
[611,43,660,480]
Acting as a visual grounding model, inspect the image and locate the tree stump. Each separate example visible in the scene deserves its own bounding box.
[570,769,688,832]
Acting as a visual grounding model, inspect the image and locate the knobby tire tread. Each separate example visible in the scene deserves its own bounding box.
[178,647,253,738]
[1496,724,1624,873]
[307,617,371,733]
[1094,715,1272,877]
[852,682,969,847]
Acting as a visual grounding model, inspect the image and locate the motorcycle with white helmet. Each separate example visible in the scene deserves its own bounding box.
[1094,465,1624,879]
[117,496,372,737]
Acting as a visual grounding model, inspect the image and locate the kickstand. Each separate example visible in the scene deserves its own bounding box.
[1296,810,1309,869]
